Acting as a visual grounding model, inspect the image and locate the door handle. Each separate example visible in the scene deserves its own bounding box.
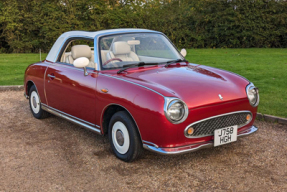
[47,74,55,78]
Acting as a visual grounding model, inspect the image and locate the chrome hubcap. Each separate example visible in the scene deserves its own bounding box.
[116,130,124,146]
[32,96,37,108]
[112,121,130,154]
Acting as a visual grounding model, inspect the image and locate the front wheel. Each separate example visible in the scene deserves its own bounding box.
[29,85,50,119]
[108,111,142,162]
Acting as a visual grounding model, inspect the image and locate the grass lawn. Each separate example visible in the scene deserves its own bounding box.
[185,48,287,118]
[0,48,286,117]
[0,53,48,86]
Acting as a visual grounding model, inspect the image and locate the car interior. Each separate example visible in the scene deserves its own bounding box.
[60,42,141,69]
[59,34,176,70]
[60,39,96,69]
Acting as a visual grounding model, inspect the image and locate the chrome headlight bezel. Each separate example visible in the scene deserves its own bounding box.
[164,97,189,124]
[246,83,259,107]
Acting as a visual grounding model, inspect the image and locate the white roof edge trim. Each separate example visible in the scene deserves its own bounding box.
[46,28,161,62]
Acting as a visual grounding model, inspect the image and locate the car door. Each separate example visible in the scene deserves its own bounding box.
[44,63,99,127]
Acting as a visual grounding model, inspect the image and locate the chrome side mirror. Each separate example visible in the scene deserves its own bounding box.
[180,49,187,57]
[73,57,90,76]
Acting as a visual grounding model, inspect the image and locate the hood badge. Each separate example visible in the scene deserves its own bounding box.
[218,94,223,100]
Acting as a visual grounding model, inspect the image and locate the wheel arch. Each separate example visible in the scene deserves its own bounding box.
[26,80,36,96]
[101,103,142,142]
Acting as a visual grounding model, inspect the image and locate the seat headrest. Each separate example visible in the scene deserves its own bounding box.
[71,45,91,59]
[112,41,131,55]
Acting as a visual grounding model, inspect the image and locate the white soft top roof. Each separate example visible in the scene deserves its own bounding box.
[46,28,161,62]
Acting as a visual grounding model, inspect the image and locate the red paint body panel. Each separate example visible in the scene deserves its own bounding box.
[45,63,98,124]
[24,60,258,149]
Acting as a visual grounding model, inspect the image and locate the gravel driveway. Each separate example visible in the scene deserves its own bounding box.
[0,91,286,191]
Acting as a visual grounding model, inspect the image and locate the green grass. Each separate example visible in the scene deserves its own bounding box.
[185,48,287,118]
[0,53,47,85]
[0,48,286,117]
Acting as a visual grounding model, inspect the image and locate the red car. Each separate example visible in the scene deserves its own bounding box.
[24,29,259,162]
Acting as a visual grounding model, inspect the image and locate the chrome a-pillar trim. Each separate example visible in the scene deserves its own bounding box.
[41,104,101,134]
[143,125,258,155]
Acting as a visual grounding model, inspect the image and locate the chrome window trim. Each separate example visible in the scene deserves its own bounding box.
[99,73,164,97]
[50,62,98,74]
[42,104,101,134]
[95,31,183,71]
[246,83,260,107]
[164,97,189,124]
[46,29,183,71]
[184,110,253,138]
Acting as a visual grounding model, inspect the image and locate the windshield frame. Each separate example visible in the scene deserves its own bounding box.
[97,32,184,71]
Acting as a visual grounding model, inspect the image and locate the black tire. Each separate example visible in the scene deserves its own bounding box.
[108,111,142,162]
[29,85,50,119]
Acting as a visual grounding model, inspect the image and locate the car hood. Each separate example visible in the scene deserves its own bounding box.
[114,64,250,109]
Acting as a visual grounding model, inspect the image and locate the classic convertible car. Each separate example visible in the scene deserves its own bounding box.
[24,29,259,162]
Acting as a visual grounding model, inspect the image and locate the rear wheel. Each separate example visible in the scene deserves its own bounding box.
[108,111,142,162]
[29,85,49,119]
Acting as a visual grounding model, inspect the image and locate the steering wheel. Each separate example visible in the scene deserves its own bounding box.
[103,58,123,66]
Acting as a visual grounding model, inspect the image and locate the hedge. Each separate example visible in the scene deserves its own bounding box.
[0,0,286,53]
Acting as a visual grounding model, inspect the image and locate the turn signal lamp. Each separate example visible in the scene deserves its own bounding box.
[187,127,194,135]
[246,114,251,121]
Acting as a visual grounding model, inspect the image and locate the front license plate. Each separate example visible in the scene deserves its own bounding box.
[214,125,238,147]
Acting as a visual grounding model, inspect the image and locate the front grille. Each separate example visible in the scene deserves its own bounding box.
[185,111,252,138]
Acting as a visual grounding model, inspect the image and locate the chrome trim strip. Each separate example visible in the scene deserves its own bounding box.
[142,140,158,148]
[42,103,99,128]
[100,103,143,141]
[51,62,97,74]
[42,104,102,134]
[24,92,29,99]
[143,125,258,155]
[99,73,164,97]
[184,110,253,138]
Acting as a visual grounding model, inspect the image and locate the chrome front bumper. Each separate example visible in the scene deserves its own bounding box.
[143,125,258,155]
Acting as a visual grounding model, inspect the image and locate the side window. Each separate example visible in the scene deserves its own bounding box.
[58,39,95,69]
[135,36,174,59]
[99,37,114,64]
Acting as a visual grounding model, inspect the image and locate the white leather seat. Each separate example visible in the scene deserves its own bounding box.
[66,45,95,68]
[106,41,139,63]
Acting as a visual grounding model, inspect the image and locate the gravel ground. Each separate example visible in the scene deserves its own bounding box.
[0,91,287,192]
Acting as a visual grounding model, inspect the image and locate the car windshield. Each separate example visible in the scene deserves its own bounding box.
[99,33,183,69]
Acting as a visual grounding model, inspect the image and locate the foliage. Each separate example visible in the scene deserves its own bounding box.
[0,0,287,53]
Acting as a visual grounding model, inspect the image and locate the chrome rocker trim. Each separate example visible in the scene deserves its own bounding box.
[24,92,29,99]
[41,104,102,135]
[143,125,258,155]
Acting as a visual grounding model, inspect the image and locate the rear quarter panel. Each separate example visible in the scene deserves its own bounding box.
[24,61,50,104]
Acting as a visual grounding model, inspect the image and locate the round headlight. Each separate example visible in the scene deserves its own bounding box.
[167,101,185,121]
[246,83,259,107]
[164,98,189,124]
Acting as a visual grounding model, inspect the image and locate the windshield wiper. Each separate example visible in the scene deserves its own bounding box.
[165,59,188,67]
[117,62,159,74]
